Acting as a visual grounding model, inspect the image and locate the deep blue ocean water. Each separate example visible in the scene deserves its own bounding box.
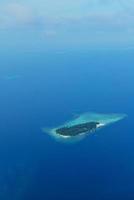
[0,49,134,199]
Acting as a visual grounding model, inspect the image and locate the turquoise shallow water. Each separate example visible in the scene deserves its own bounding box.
[63,112,127,126]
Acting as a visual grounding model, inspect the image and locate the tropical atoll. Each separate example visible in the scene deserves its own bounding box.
[42,112,127,142]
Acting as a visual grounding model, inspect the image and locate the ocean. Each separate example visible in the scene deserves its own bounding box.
[0,49,133,199]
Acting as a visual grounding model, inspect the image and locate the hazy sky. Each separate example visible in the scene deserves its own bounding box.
[1,0,134,49]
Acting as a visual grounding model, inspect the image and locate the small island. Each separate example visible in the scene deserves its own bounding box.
[42,112,126,142]
[56,121,100,137]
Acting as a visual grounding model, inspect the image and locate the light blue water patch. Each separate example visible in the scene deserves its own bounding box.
[2,75,21,80]
[66,112,127,126]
